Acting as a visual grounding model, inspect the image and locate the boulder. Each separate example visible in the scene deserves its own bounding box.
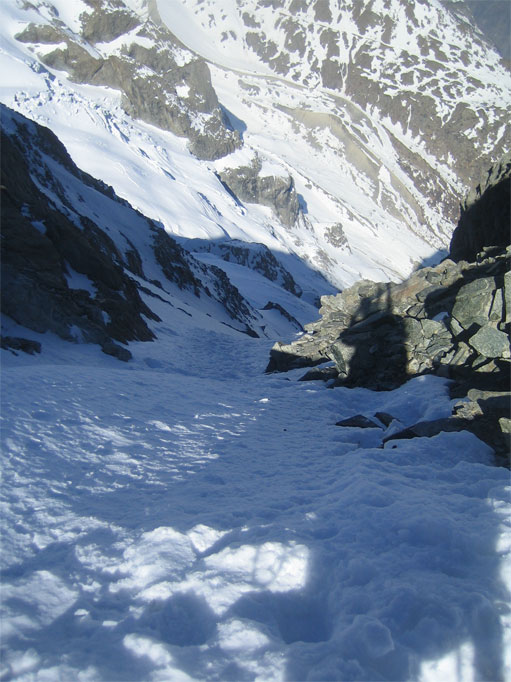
[451,276,496,330]
[1,337,42,355]
[468,325,510,358]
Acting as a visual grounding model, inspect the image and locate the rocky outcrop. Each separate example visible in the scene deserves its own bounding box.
[15,5,240,160]
[217,157,301,227]
[267,253,509,382]
[1,337,42,356]
[450,154,511,262]
[188,239,302,296]
[267,167,511,463]
[1,110,158,358]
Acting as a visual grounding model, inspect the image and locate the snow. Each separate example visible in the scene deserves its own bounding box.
[175,83,190,99]
[1,319,510,682]
[41,0,91,35]
[155,0,274,75]
[1,1,511,677]
[64,265,97,296]
[0,0,460,291]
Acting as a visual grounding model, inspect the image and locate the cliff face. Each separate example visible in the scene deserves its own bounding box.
[267,164,511,462]
[450,154,511,262]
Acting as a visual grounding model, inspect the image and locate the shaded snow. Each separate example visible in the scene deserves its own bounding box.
[1,2,511,679]
[1,317,510,682]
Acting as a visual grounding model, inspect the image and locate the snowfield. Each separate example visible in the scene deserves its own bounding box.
[1,0,511,679]
[1,312,510,681]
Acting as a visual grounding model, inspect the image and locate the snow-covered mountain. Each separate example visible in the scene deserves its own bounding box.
[1,0,510,290]
[1,102,323,355]
[2,3,511,681]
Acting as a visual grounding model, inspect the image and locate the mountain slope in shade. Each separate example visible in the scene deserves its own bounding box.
[1,103,324,356]
[1,0,509,290]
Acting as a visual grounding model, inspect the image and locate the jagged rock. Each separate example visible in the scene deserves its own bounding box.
[217,156,301,227]
[152,228,202,295]
[450,155,511,262]
[1,337,42,355]
[153,224,260,332]
[16,15,241,161]
[324,223,349,249]
[208,264,258,329]
[1,112,158,349]
[80,1,141,43]
[189,239,302,297]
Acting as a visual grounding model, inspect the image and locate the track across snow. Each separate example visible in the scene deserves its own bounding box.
[1,321,510,682]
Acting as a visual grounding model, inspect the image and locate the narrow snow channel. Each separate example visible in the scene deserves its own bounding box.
[1,322,510,682]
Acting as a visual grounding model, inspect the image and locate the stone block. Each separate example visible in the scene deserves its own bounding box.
[469,325,510,358]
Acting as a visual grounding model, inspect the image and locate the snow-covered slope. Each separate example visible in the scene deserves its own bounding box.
[2,4,511,680]
[154,0,511,266]
[1,102,324,350]
[2,303,511,681]
[1,0,509,289]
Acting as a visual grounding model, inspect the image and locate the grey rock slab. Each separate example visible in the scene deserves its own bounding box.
[335,415,382,429]
[469,325,510,358]
[451,276,496,329]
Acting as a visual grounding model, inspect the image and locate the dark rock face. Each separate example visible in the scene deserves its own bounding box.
[268,245,510,377]
[1,104,260,357]
[1,111,157,352]
[450,155,511,262]
[1,337,42,355]
[267,167,511,463]
[188,239,302,297]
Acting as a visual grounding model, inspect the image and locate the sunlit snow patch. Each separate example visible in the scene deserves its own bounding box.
[187,523,229,553]
[183,540,310,616]
[109,527,196,594]
[217,618,270,652]
[419,641,475,682]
